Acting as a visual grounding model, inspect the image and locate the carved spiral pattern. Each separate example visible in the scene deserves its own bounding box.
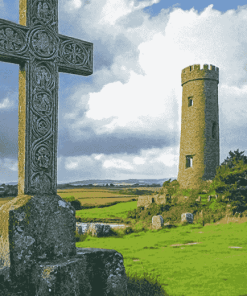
[0,0,93,195]
[0,26,26,54]
[30,60,56,193]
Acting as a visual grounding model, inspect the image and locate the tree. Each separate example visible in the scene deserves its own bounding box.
[211,149,247,214]
[221,149,247,168]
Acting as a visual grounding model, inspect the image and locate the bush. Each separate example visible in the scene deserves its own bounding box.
[70,199,82,210]
[210,150,247,214]
[124,227,134,235]
[162,179,180,196]
[63,196,75,202]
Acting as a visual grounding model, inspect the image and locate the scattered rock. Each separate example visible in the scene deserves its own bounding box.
[86,223,111,237]
[181,212,193,224]
[152,215,164,230]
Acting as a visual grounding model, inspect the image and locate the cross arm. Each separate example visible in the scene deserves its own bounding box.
[58,34,93,76]
[0,18,29,65]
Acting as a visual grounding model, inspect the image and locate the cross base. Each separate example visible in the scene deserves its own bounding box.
[0,195,128,295]
[1,248,128,296]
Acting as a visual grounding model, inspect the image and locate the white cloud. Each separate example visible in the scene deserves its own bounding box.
[2,159,18,171]
[66,0,82,9]
[220,84,247,127]
[99,0,159,26]
[58,146,179,180]
[103,159,134,170]
[133,157,145,165]
[0,98,13,109]
[35,3,247,180]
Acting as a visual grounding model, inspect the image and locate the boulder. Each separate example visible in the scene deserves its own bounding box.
[207,195,212,201]
[86,223,111,237]
[181,213,193,224]
[152,215,164,230]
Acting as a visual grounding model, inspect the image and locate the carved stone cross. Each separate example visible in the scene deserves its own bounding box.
[0,0,93,195]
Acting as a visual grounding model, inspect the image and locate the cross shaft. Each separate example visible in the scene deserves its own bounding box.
[0,0,93,195]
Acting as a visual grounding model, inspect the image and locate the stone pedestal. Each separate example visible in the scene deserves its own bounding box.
[0,195,128,295]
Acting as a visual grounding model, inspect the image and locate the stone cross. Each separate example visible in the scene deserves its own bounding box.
[0,0,93,195]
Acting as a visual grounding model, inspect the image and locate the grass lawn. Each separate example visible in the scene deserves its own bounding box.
[76,201,247,296]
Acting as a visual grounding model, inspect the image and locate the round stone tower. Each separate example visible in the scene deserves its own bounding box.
[177,64,220,189]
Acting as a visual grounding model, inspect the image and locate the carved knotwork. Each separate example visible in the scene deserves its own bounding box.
[61,41,88,65]
[32,92,53,115]
[30,27,58,59]
[34,145,51,169]
[0,0,93,195]
[33,115,51,137]
[0,26,26,53]
[31,171,52,194]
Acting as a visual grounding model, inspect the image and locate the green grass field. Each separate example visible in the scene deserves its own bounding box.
[2,187,247,295]
[75,200,247,296]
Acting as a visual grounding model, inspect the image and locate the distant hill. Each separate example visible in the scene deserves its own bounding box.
[2,178,177,189]
[57,178,176,189]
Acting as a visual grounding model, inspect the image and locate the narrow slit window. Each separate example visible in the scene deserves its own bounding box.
[188,97,193,107]
[186,156,193,168]
[212,122,216,139]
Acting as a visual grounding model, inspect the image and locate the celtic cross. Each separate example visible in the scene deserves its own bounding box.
[0,0,93,195]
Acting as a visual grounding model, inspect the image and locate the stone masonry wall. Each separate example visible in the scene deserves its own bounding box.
[177,64,219,189]
[137,194,168,209]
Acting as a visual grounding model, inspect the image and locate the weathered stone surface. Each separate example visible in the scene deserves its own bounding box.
[137,196,154,208]
[137,192,168,209]
[181,212,193,224]
[86,223,111,237]
[0,248,128,296]
[177,64,220,190]
[6,195,76,282]
[152,215,164,230]
[207,195,212,201]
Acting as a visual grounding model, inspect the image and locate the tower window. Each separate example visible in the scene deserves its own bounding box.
[188,97,193,107]
[186,156,193,168]
[212,122,216,139]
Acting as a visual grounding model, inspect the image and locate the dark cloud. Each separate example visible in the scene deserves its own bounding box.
[0,109,18,158]
[58,130,179,157]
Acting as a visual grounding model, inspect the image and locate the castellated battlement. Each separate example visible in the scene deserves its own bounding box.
[181,64,219,86]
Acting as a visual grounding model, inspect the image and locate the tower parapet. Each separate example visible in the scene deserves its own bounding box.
[181,64,219,86]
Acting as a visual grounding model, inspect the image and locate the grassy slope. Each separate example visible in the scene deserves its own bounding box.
[76,199,247,296]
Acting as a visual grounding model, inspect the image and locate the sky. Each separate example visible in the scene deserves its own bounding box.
[0,0,247,184]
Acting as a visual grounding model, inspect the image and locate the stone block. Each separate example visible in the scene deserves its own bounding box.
[154,195,167,205]
[207,195,212,201]
[86,224,111,237]
[137,196,154,208]
[0,248,128,296]
[2,195,76,282]
[196,196,201,202]
[152,215,164,230]
[181,213,193,224]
